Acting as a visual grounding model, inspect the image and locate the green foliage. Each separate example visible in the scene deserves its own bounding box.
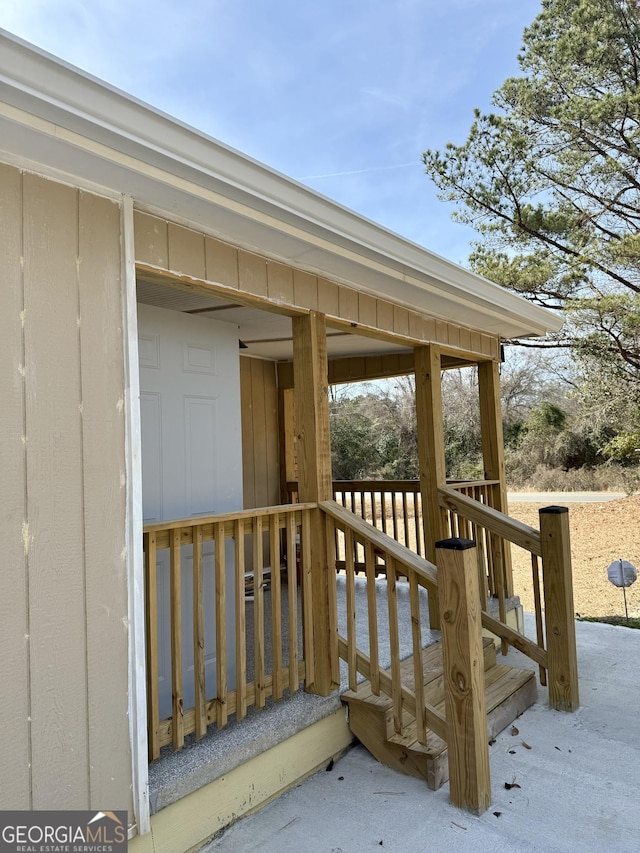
[504,394,616,483]
[329,396,381,480]
[328,352,639,492]
[526,402,567,434]
[578,615,640,629]
[423,0,640,413]
[602,431,640,463]
[329,381,420,480]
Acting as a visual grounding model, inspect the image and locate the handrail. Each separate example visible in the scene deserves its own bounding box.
[438,485,542,557]
[436,485,579,712]
[289,478,500,496]
[333,479,421,491]
[320,499,444,744]
[319,499,438,592]
[143,500,318,533]
[446,479,500,490]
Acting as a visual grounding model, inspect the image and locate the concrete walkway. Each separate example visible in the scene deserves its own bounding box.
[205,616,640,852]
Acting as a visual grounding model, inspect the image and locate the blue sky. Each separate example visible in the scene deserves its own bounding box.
[3,0,541,264]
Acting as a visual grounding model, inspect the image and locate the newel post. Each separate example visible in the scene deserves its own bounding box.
[539,506,579,711]
[436,537,491,815]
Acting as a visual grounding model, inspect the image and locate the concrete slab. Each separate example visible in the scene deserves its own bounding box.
[204,616,640,853]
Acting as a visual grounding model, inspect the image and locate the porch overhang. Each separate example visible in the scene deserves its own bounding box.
[0,28,562,342]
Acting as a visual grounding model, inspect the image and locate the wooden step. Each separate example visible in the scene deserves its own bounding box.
[342,639,537,791]
[344,637,496,710]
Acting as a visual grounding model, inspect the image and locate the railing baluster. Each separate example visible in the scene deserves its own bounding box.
[286,512,299,694]
[531,553,547,687]
[144,531,160,761]
[409,572,426,746]
[325,514,340,686]
[484,522,495,596]
[253,515,265,709]
[391,491,399,542]
[415,492,423,557]
[490,530,509,655]
[193,524,206,739]
[386,556,403,735]
[345,527,357,691]
[402,490,409,547]
[380,489,388,535]
[215,521,227,728]
[169,528,184,750]
[301,509,315,687]
[235,518,247,720]
[365,539,380,695]
[473,521,488,612]
[270,513,283,701]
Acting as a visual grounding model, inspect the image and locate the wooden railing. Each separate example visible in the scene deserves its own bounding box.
[320,479,506,596]
[319,500,447,745]
[320,498,496,812]
[438,485,579,712]
[331,480,425,557]
[444,480,510,598]
[143,502,316,760]
[143,494,577,813]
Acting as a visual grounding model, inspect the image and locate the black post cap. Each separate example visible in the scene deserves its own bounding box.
[539,506,569,514]
[435,537,476,551]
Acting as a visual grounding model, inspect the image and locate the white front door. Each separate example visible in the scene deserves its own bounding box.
[137,303,243,721]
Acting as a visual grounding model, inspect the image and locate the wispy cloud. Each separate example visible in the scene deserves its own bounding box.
[361,88,417,110]
[299,162,419,181]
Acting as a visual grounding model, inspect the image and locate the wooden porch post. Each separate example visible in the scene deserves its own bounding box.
[539,506,579,711]
[478,359,514,597]
[414,344,446,628]
[278,386,297,503]
[292,311,340,695]
[436,537,491,815]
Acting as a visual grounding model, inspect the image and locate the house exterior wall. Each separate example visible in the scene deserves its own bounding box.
[0,164,133,815]
[133,211,501,360]
[240,356,280,510]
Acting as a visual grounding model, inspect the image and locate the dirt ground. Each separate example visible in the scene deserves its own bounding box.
[509,495,640,619]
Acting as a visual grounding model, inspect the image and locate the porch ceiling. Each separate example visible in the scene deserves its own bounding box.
[136,279,414,362]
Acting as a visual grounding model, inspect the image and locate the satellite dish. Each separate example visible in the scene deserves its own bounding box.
[607,560,637,589]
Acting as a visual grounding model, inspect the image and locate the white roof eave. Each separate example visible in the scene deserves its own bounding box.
[0,29,563,340]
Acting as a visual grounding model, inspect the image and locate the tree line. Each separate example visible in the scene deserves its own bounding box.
[330,349,639,493]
